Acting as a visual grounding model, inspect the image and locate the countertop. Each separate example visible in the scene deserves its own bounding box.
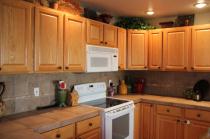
[114,94,210,111]
[0,105,100,139]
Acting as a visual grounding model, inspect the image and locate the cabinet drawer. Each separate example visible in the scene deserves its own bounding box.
[76,116,101,135]
[42,124,75,139]
[185,109,210,122]
[156,105,183,117]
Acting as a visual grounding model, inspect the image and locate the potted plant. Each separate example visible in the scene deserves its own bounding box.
[48,0,59,9]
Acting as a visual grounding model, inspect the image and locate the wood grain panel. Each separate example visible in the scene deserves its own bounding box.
[118,28,127,70]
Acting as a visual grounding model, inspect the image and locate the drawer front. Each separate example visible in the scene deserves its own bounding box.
[185,109,210,122]
[76,116,101,135]
[156,105,183,117]
[42,124,75,139]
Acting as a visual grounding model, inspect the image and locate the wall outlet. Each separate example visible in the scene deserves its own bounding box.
[34,87,40,97]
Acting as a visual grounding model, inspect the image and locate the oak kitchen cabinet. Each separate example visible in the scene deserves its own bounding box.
[140,103,155,139]
[87,19,118,47]
[35,7,64,72]
[118,28,127,70]
[0,0,33,73]
[134,103,141,139]
[64,14,86,72]
[149,29,163,70]
[163,27,190,71]
[191,24,210,71]
[128,30,148,70]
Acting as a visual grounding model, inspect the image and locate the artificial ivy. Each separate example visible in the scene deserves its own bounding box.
[114,17,156,30]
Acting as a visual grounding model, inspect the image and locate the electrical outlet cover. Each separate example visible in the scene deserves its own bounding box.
[34,88,40,97]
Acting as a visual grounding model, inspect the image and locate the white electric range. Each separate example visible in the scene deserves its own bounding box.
[74,82,134,139]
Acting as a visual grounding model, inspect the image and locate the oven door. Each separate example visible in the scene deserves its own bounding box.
[104,106,134,139]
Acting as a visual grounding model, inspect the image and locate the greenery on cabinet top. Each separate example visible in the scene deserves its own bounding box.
[114,17,156,30]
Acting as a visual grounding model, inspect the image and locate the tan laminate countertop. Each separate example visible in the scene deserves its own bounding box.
[0,105,100,139]
[114,94,210,111]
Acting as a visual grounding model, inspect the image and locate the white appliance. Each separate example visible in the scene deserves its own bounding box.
[86,45,119,72]
[74,82,134,139]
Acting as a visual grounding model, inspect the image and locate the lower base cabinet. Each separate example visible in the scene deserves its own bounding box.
[134,103,141,139]
[184,120,210,139]
[77,128,101,139]
[155,115,183,139]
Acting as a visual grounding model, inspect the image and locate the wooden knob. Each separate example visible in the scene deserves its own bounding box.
[191,67,194,70]
[56,134,61,138]
[184,67,187,70]
[65,67,69,70]
[144,66,147,69]
[105,42,108,44]
[197,114,201,117]
[100,41,103,44]
[57,66,62,69]
[158,67,161,69]
[89,123,93,126]
[166,109,170,112]
[177,119,181,123]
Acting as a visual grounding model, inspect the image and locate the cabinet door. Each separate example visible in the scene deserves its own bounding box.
[0,1,33,73]
[155,115,183,139]
[35,7,63,72]
[163,27,190,71]
[128,30,148,69]
[149,29,163,70]
[77,128,101,139]
[191,25,210,71]
[140,103,154,139]
[134,103,141,139]
[118,28,127,70]
[104,24,118,47]
[184,120,210,139]
[64,14,86,72]
[87,19,103,45]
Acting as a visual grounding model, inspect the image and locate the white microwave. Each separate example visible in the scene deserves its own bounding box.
[86,45,118,72]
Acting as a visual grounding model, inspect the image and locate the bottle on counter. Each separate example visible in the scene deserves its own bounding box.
[108,82,115,97]
[119,80,128,95]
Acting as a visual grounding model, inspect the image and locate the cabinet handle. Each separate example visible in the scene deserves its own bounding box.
[57,66,62,69]
[105,42,108,45]
[0,67,1,71]
[56,134,61,138]
[191,67,194,70]
[177,119,181,123]
[113,55,117,58]
[197,114,201,117]
[65,67,69,70]
[144,66,147,69]
[166,109,170,112]
[100,41,103,44]
[158,67,161,69]
[89,123,93,126]
[184,67,187,70]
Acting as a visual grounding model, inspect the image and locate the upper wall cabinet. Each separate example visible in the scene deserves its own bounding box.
[35,7,64,72]
[104,24,118,47]
[128,30,148,70]
[149,29,163,70]
[87,19,118,47]
[87,19,103,45]
[163,27,190,71]
[64,14,86,72]
[191,25,210,71]
[0,1,33,73]
[118,28,127,70]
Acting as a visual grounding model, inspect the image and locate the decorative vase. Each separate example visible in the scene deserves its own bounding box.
[49,2,59,9]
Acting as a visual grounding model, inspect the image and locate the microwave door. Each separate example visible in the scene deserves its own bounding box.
[87,53,112,72]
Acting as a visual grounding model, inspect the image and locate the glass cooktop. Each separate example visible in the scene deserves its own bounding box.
[82,98,129,108]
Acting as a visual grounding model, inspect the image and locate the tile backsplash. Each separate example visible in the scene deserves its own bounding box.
[0,72,124,115]
[2,70,210,116]
[126,71,210,100]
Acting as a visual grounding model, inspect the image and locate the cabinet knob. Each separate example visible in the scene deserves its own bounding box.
[89,123,93,126]
[57,66,62,69]
[105,42,108,45]
[56,134,61,138]
[113,55,117,58]
[158,67,161,69]
[177,119,181,123]
[100,41,103,44]
[184,67,187,70]
[191,67,194,70]
[144,66,147,69]
[166,109,170,112]
[65,67,69,70]
[197,114,201,117]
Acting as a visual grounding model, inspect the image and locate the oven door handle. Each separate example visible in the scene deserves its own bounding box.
[105,106,134,119]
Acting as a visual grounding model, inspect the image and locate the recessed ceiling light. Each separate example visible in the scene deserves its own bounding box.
[194,2,207,8]
[147,11,154,15]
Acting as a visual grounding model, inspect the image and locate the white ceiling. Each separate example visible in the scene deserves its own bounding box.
[81,0,210,17]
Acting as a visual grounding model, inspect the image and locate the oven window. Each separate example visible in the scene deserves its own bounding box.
[90,57,108,67]
[112,114,129,139]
